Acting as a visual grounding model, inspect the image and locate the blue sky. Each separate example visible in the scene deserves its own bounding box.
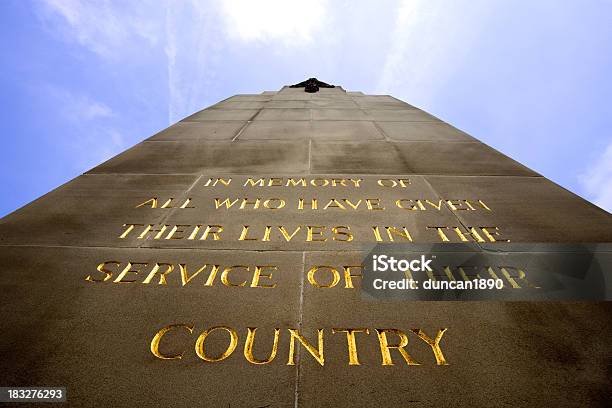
[1,0,611,217]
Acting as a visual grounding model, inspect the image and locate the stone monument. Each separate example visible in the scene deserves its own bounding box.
[1,79,611,406]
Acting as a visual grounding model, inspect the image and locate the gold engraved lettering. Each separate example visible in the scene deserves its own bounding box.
[343,199,362,210]
[287,178,307,187]
[134,224,168,240]
[428,226,508,242]
[332,226,353,242]
[149,325,450,366]
[143,263,174,285]
[377,179,396,187]
[150,324,194,360]
[445,200,468,211]
[239,225,258,241]
[332,328,369,365]
[452,227,485,242]
[372,226,383,242]
[343,265,362,288]
[500,267,540,288]
[385,226,413,242]
[135,198,158,208]
[278,226,301,241]
[119,223,143,239]
[268,177,283,186]
[287,329,325,366]
[160,198,174,208]
[480,226,510,242]
[323,199,346,210]
[375,329,420,366]
[86,261,120,282]
[366,198,384,210]
[244,328,280,364]
[307,266,340,288]
[113,262,148,283]
[187,225,201,240]
[306,226,327,242]
[410,328,449,365]
[443,266,456,282]
[204,177,232,187]
[396,199,422,210]
[251,266,277,288]
[478,200,492,211]
[244,178,265,187]
[178,264,216,286]
[376,178,410,187]
[427,226,450,242]
[262,226,272,241]
[165,225,190,240]
[240,198,261,209]
[200,225,223,240]
[179,198,194,208]
[221,266,249,287]
[424,199,443,210]
[263,198,285,209]
[298,198,318,210]
[203,265,220,286]
[214,198,240,209]
[195,326,238,362]
[371,226,413,242]
[311,178,329,187]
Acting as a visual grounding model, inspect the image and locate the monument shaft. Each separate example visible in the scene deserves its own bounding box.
[1,84,611,407]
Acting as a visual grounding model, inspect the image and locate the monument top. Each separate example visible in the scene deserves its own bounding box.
[289,77,335,93]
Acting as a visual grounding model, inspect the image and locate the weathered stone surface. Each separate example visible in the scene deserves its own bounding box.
[308,99,359,108]
[0,174,197,247]
[377,121,476,141]
[147,121,246,141]
[311,121,384,140]
[312,109,370,121]
[425,175,612,241]
[183,108,258,121]
[1,83,610,407]
[0,246,300,407]
[240,121,384,140]
[210,101,267,109]
[299,249,612,407]
[255,108,311,121]
[310,141,539,175]
[240,120,313,140]
[226,94,273,102]
[364,109,440,121]
[88,140,310,174]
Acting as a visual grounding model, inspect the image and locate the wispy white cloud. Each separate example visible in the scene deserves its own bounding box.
[37,0,161,58]
[35,0,332,124]
[377,0,492,106]
[67,96,113,121]
[41,85,126,169]
[81,101,113,120]
[582,142,612,213]
[44,86,113,121]
[37,0,220,124]
[39,84,115,123]
[162,0,332,122]
[218,0,329,45]
[163,2,225,123]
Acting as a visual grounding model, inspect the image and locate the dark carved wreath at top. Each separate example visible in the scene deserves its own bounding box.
[289,77,335,93]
